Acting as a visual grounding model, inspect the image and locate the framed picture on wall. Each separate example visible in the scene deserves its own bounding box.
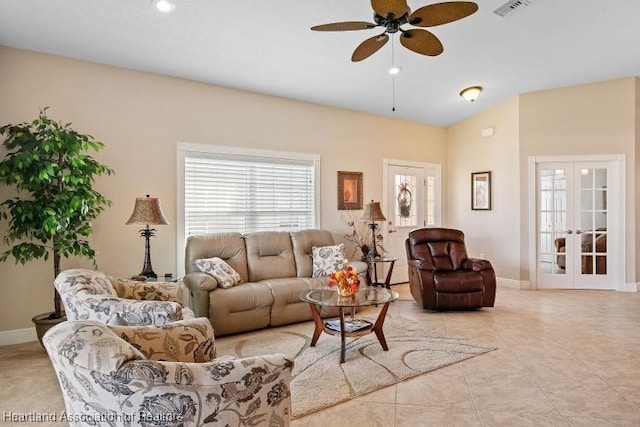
[337,171,363,210]
[471,171,491,210]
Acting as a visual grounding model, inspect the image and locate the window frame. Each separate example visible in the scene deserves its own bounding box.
[176,142,321,276]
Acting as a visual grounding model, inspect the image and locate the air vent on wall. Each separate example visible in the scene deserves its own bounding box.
[493,0,532,18]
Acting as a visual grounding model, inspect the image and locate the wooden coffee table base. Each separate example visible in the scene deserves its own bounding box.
[307,301,392,363]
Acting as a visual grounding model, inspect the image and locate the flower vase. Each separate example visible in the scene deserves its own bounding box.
[336,283,359,297]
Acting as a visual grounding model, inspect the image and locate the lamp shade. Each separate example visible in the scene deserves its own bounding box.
[125,195,168,225]
[361,201,386,222]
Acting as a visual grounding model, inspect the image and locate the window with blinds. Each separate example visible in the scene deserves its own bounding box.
[183,148,318,237]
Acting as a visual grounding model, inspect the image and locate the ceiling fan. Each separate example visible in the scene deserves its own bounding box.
[311,0,478,62]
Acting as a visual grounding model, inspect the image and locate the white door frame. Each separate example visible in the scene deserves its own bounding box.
[382,159,442,283]
[527,154,626,291]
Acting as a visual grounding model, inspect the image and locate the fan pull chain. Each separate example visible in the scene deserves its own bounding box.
[392,75,396,112]
[391,36,396,112]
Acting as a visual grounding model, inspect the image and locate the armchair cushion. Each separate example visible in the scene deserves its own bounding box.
[434,271,484,293]
[110,318,216,363]
[109,277,187,305]
[44,320,293,427]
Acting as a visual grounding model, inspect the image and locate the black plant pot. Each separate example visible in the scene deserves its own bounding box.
[32,312,66,349]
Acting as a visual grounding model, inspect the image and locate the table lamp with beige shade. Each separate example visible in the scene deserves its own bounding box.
[361,200,386,259]
[126,195,168,278]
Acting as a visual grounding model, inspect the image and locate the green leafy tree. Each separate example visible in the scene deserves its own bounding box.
[0,108,114,319]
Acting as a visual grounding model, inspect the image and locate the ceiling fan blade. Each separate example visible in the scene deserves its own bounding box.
[400,29,444,56]
[409,1,478,27]
[371,0,409,19]
[352,33,389,62]
[311,21,377,32]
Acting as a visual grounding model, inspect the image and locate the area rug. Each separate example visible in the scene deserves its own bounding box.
[215,311,495,418]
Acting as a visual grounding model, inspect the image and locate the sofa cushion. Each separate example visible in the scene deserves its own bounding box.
[195,257,242,289]
[185,232,249,282]
[245,231,296,282]
[290,229,337,277]
[260,278,316,326]
[208,282,274,336]
[312,244,345,277]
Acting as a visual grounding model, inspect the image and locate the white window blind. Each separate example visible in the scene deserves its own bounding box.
[184,151,317,236]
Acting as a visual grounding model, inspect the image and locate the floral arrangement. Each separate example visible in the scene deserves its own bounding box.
[329,260,361,297]
[343,209,385,258]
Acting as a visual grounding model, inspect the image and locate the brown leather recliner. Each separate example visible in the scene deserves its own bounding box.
[405,228,496,310]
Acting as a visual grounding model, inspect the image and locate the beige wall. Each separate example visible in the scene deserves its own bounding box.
[447,78,639,285]
[0,46,446,332]
[446,97,521,280]
[519,77,637,284]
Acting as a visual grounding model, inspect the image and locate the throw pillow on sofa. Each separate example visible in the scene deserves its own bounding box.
[312,243,345,277]
[195,257,242,289]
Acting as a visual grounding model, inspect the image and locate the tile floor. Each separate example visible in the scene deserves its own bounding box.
[1,284,639,426]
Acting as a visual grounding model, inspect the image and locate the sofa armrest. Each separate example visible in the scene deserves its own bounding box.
[184,272,218,291]
[109,277,186,305]
[347,260,368,275]
[463,258,492,272]
[110,318,216,363]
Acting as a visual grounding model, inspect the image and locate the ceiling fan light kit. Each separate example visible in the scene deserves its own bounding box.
[152,0,175,14]
[389,65,403,75]
[460,85,483,102]
[311,1,478,62]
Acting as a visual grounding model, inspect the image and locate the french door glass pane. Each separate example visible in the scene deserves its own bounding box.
[578,168,607,276]
[539,169,567,275]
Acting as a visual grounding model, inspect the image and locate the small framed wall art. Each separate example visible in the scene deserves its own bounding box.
[471,171,491,210]
[337,171,363,210]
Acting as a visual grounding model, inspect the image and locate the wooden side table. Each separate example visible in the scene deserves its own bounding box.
[363,257,397,288]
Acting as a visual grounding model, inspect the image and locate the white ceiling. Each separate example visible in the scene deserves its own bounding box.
[1,0,639,127]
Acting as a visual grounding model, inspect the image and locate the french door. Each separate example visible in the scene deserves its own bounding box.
[383,159,441,284]
[535,160,621,289]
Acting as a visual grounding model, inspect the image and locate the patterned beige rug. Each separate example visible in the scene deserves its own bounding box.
[215,311,495,418]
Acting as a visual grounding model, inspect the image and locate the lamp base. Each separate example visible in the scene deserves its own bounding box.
[138,225,157,279]
[367,222,380,259]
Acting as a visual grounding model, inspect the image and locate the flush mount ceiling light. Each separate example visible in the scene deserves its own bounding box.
[153,0,175,14]
[460,85,482,102]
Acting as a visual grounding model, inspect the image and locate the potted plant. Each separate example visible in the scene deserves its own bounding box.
[0,108,113,344]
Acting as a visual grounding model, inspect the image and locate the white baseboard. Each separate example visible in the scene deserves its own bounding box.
[0,327,37,347]
[621,282,639,292]
[497,277,531,289]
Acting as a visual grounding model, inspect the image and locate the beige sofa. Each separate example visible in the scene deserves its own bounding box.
[184,229,365,336]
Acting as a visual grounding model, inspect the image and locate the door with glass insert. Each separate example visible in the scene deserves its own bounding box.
[537,162,614,289]
[383,163,442,284]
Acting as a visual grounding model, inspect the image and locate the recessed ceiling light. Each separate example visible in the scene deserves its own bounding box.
[460,86,483,102]
[389,65,403,75]
[153,0,175,14]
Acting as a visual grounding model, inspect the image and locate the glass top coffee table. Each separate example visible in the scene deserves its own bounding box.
[300,287,398,363]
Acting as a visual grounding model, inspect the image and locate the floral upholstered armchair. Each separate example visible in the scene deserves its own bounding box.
[44,320,294,427]
[55,268,194,326]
